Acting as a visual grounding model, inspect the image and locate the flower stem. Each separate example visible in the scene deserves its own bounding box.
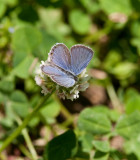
[0,89,55,153]
[19,144,33,160]
[106,80,123,113]
[54,95,73,120]
[15,115,38,160]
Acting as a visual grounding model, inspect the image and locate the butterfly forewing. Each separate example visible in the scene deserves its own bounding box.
[49,43,71,72]
[70,45,93,75]
[41,64,66,76]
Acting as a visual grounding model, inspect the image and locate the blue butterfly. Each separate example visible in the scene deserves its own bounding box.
[41,43,94,88]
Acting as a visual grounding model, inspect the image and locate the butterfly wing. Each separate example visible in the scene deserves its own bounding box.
[70,45,93,75]
[41,64,66,76]
[49,43,71,72]
[51,75,75,88]
[49,43,93,76]
[41,64,75,88]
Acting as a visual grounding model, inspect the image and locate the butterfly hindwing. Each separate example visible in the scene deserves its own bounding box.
[51,75,75,88]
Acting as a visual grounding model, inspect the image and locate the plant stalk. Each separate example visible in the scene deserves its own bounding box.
[15,115,38,160]
[106,81,123,113]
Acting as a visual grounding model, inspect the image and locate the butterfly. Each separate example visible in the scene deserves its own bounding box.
[41,43,94,88]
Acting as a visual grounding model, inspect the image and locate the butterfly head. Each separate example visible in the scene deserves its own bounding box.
[74,75,78,82]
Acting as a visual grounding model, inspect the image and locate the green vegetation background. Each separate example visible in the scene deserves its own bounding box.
[0,0,140,160]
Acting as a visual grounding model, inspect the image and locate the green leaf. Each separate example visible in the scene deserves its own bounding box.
[12,55,34,79]
[124,88,139,102]
[130,0,140,12]
[74,147,90,159]
[110,150,124,160]
[124,138,140,159]
[93,151,109,160]
[28,117,40,127]
[125,95,140,114]
[5,100,15,120]
[115,111,140,138]
[131,21,140,38]
[10,90,28,103]
[38,8,62,33]
[13,51,27,67]
[109,110,120,122]
[103,51,122,72]
[10,102,29,118]
[69,9,91,35]
[80,0,100,14]
[78,108,112,135]
[0,1,6,18]
[12,24,42,53]
[99,0,132,16]
[0,79,15,93]
[79,133,93,153]
[0,92,8,104]
[131,38,140,55]
[1,99,15,128]
[35,31,58,60]
[24,77,38,93]
[90,105,110,114]
[90,105,120,122]
[40,98,60,119]
[5,0,18,6]
[92,140,110,152]
[0,117,14,128]
[127,154,138,160]
[0,36,8,48]
[44,130,77,160]
[111,62,136,79]
[10,90,29,118]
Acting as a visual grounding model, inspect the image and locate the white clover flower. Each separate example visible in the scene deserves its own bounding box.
[34,43,93,100]
[41,85,50,95]
[35,75,42,86]
[35,62,91,100]
[80,68,88,77]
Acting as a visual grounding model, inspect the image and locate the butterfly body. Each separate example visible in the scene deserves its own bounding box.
[41,43,93,88]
